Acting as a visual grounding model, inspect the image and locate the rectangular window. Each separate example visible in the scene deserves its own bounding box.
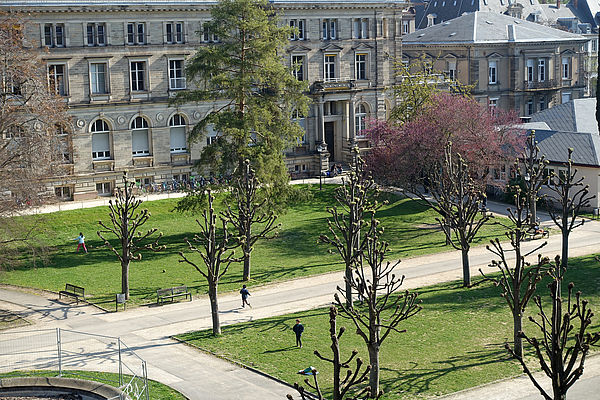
[526,59,534,82]
[166,22,184,43]
[539,97,546,111]
[526,99,534,115]
[353,18,369,39]
[488,60,497,84]
[448,61,457,81]
[130,61,146,91]
[169,59,186,89]
[538,59,546,82]
[402,20,410,34]
[322,19,337,40]
[48,64,66,96]
[90,62,108,94]
[289,19,306,40]
[292,55,305,81]
[355,53,367,80]
[593,39,598,52]
[55,186,72,199]
[202,24,218,42]
[562,92,571,103]
[562,57,570,79]
[126,23,145,44]
[488,98,498,115]
[44,23,65,47]
[96,182,112,195]
[87,23,106,46]
[324,54,336,81]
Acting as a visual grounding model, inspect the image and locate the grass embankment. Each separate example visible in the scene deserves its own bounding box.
[0,370,187,399]
[0,185,508,308]
[177,254,600,400]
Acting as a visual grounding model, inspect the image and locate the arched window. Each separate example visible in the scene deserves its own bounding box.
[131,116,150,156]
[91,119,111,160]
[169,114,187,153]
[355,103,368,137]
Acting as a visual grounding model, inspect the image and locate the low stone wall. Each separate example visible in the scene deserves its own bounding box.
[0,376,129,400]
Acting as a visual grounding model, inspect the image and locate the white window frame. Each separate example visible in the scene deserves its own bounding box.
[526,99,534,115]
[96,182,112,196]
[86,22,106,47]
[526,59,534,82]
[165,21,184,44]
[131,116,150,157]
[129,59,148,92]
[206,124,218,146]
[538,58,546,82]
[447,60,457,81]
[202,23,218,43]
[289,19,306,40]
[291,54,306,81]
[355,103,368,137]
[127,22,146,45]
[43,23,65,47]
[47,63,67,96]
[353,18,369,39]
[488,97,498,115]
[322,19,337,40]
[168,58,186,90]
[488,60,497,85]
[89,60,110,95]
[169,114,187,153]
[402,20,410,35]
[561,56,570,79]
[91,119,111,160]
[355,53,368,80]
[324,53,337,82]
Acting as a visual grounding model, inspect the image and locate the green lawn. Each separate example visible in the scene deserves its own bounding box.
[177,254,600,400]
[0,370,186,400]
[0,185,508,307]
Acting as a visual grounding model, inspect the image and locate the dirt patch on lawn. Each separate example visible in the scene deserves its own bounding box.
[0,308,29,331]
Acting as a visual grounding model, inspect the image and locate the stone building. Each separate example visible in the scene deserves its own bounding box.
[2,0,414,200]
[401,11,588,117]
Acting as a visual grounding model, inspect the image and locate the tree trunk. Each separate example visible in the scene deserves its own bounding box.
[367,343,380,398]
[530,197,537,226]
[461,247,471,287]
[561,230,569,269]
[121,259,130,300]
[345,264,353,310]
[243,246,251,281]
[209,282,221,335]
[513,309,523,358]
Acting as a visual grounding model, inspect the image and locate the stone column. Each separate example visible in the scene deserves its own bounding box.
[317,99,325,144]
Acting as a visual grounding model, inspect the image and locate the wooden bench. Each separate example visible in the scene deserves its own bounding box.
[157,285,192,305]
[525,226,549,240]
[59,284,85,303]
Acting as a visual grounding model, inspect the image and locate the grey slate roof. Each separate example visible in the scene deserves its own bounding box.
[403,11,587,44]
[1,0,403,5]
[533,129,600,166]
[529,98,599,135]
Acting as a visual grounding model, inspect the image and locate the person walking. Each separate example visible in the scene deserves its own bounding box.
[74,232,88,254]
[293,319,304,348]
[240,284,251,308]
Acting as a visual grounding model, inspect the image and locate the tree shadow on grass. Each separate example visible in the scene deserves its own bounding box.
[380,343,514,397]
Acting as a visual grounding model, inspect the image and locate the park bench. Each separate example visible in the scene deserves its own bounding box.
[59,283,85,304]
[525,225,549,241]
[157,285,192,305]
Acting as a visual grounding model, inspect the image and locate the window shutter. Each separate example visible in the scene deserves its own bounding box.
[170,127,186,152]
[132,130,149,154]
[92,133,110,153]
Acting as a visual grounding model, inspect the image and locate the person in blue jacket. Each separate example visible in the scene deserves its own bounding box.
[240,284,251,308]
[293,319,304,348]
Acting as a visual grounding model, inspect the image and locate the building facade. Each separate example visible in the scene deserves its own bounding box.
[402,12,588,118]
[2,0,414,200]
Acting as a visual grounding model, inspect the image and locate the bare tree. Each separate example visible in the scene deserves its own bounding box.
[544,148,595,269]
[521,130,548,226]
[0,13,70,269]
[335,214,421,397]
[287,306,373,400]
[320,154,379,309]
[221,160,278,281]
[480,185,549,358]
[97,172,163,300]
[412,143,489,287]
[506,256,600,400]
[179,190,241,335]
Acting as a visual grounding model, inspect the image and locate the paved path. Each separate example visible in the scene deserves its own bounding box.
[2,195,600,399]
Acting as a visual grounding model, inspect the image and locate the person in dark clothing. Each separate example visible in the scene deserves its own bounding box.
[293,319,304,348]
[240,284,251,308]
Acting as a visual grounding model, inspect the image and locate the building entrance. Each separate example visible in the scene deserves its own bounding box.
[325,122,335,161]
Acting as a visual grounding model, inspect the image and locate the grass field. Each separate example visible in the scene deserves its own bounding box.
[177,253,600,400]
[0,369,187,399]
[0,185,508,307]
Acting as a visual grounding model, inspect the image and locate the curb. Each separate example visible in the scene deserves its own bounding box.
[171,336,320,400]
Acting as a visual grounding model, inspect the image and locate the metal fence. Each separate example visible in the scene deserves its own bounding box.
[0,328,149,400]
